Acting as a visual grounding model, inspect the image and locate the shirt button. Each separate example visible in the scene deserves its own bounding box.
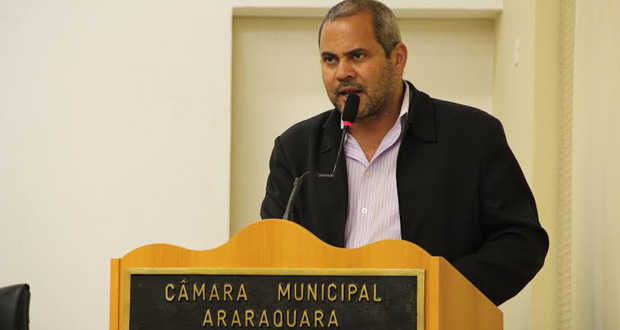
[361,208,368,214]
[366,170,372,178]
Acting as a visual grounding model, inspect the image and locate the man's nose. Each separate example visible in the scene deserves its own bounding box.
[335,61,356,81]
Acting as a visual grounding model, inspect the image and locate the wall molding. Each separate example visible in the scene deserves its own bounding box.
[558,0,575,328]
[232,7,501,19]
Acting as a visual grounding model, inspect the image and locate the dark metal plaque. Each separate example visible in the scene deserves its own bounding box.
[125,268,424,330]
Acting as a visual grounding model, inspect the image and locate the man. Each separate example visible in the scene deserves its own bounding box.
[260,0,548,306]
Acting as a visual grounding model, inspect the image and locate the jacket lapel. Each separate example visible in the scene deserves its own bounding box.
[397,81,439,242]
[406,81,437,143]
[309,109,348,247]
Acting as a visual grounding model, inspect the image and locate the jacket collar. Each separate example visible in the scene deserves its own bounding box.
[320,109,342,153]
[320,80,437,152]
[405,81,437,142]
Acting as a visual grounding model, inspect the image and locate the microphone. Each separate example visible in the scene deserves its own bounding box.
[327,92,358,175]
[341,93,359,131]
[282,93,360,220]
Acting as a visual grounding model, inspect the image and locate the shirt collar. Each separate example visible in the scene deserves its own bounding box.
[399,81,410,121]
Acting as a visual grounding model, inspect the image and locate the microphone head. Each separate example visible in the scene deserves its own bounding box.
[342,93,360,126]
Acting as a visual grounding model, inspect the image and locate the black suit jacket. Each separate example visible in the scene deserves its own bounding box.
[261,82,549,305]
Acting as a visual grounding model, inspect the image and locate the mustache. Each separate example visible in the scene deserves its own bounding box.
[333,81,365,96]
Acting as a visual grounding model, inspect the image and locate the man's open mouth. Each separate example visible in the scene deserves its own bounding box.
[338,88,363,96]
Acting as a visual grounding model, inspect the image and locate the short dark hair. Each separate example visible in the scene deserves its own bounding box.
[318,0,402,58]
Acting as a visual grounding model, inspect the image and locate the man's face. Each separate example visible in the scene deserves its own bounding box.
[319,12,398,119]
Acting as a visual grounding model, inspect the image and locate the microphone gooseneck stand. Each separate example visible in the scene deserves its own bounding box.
[282,126,349,220]
[282,93,359,221]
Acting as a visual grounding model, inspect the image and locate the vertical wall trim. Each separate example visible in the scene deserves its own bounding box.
[558,0,574,328]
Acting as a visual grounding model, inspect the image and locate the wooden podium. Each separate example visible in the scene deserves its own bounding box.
[110,219,502,330]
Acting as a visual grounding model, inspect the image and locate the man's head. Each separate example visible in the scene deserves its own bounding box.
[318,0,407,119]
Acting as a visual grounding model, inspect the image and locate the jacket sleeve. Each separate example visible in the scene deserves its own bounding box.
[260,136,295,220]
[452,118,549,306]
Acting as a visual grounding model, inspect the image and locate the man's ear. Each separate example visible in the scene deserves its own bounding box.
[392,42,408,75]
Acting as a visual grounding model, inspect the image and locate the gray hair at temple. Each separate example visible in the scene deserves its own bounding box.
[318,0,402,58]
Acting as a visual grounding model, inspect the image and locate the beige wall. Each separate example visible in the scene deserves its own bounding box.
[573,0,620,329]
[493,0,535,177]
[495,0,620,329]
[532,0,563,329]
[492,0,538,328]
[0,1,234,330]
[231,17,332,233]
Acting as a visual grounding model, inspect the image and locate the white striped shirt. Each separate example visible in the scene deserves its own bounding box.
[343,83,410,248]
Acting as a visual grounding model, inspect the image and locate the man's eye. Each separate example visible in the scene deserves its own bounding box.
[324,56,336,63]
[353,53,364,59]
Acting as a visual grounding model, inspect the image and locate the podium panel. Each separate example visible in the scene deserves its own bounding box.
[110,219,501,330]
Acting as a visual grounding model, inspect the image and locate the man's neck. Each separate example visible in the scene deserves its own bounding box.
[350,82,405,162]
